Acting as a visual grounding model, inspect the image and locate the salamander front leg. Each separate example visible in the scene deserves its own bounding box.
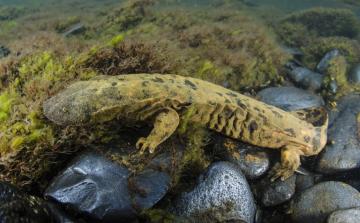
[269,145,302,181]
[136,108,179,154]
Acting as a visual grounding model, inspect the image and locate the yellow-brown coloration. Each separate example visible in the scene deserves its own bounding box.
[43,74,328,181]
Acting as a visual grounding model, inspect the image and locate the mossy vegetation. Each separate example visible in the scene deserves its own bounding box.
[0,5,25,21]
[0,0,291,193]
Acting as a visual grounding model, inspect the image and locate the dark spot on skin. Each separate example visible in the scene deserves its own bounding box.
[226,92,237,97]
[152,77,164,83]
[102,87,122,100]
[297,112,304,116]
[284,128,296,137]
[166,99,171,101]
[247,120,258,133]
[195,110,199,115]
[224,107,233,118]
[177,85,182,89]
[266,106,274,110]
[253,107,260,111]
[169,79,174,83]
[160,132,170,141]
[312,137,321,152]
[185,80,197,90]
[264,136,271,139]
[112,82,117,86]
[117,78,125,81]
[236,99,247,110]
[262,110,265,113]
[304,136,311,143]
[216,92,223,96]
[142,81,149,87]
[276,139,281,143]
[91,89,98,92]
[258,114,267,122]
[312,116,327,127]
[271,110,283,118]
[142,90,150,98]
[282,147,289,152]
[225,99,231,103]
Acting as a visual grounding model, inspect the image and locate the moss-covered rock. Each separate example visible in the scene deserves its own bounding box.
[0,5,24,21]
[301,36,360,70]
[272,8,360,47]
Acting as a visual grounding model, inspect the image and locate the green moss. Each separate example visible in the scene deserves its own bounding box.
[107,0,155,31]
[322,55,349,101]
[141,209,180,223]
[10,136,25,150]
[302,37,360,70]
[0,5,24,21]
[55,16,80,33]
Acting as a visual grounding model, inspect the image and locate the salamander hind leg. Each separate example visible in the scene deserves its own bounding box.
[136,108,180,154]
[269,145,301,181]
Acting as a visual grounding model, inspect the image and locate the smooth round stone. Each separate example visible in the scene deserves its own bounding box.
[316,49,339,73]
[170,161,257,223]
[326,207,360,223]
[316,94,360,173]
[257,86,325,111]
[288,181,360,223]
[252,173,297,207]
[210,134,271,179]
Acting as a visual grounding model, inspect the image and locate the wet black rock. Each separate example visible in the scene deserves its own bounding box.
[326,207,360,223]
[170,161,257,223]
[252,174,297,207]
[45,129,183,223]
[46,201,79,223]
[0,180,53,223]
[0,45,10,59]
[288,67,324,91]
[257,86,325,111]
[288,181,360,223]
[210,134,271,179]
[64,25,86,37]
[316,50,339,73]
[347,64,360,83]
[316,94,360,174]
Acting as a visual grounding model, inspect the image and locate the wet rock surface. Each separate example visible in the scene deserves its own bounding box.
[316,49,339,73]
[0,180,53,223]
[288,67,324,91]
[64,25,86,37]
[288,181,360,223]
[170,161,257,223]
[252,174,297,207]
[45,127,183,223]
[257,86,325,111]
[210,134,272,179]
[326,207,360,223]
[316,94,360,174]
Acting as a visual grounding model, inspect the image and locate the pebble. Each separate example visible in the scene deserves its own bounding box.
[257,86,325,111]
[288,67,324,91]
[170,161,257,223]
[316,94,360,174]
[45,128,183,223]
[210,134,271,179]
[326,207,360,223]
[64,25,86,37]
[316,49,339,73]
[288,181,360,223]
[252,174,297,207]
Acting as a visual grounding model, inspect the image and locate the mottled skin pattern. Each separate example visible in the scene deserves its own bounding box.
[43,74,328,181]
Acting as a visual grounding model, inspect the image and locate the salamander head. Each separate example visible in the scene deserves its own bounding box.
[43,80,127,126]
